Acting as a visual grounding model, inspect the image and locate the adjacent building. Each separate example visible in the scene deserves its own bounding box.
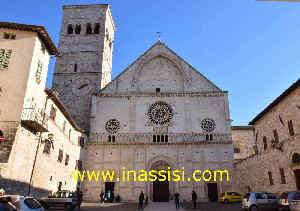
[0,22,86,196]
[233,79,300,194]
[231,126,256,162]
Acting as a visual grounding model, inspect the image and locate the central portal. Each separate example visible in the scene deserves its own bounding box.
[153,176,169,202]
[151,160,170,202]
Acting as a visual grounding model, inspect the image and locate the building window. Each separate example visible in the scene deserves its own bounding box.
[268,171,274,186]
[109,41,113,49]
[234,147,240,153]
[50,105,56,120]
[205,134,213,141]
[3,33,10,39]
[165,135,168,142]
[94,23,100,34]
[65,154,69,166]
[206,134,209,141]
[76,160,82,170]
[62,121,66,132]
[3,33,15,40]
[86,23,92,34]
[156,88,160,93]
[67,24,73,34]
[35,61,43,84]
[74,64,77,72]
[157,135,161,142]
[288,120,295,136]
[280,168,286,184]
[58,182,62,191]
[263,136,267,151]
[41,45,46,54]
[43,141,51,154]
[0,49,12,70]
[153,135,156,142]
[153,135,168,143]
[78,137,84,147]
[75,24,81,34]
[69,129,71,140]
[273,129,279,142]
[58,149,63,162]
[108,135,115,143]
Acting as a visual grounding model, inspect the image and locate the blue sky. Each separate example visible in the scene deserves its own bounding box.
[2,0,300,125]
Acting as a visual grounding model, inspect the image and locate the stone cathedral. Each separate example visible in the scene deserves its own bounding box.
[52,4,233,202]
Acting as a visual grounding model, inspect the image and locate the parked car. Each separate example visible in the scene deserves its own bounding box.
[242,192,278,211]
[0,197,17,211]
[289,191,300,211]
[0,189,5,197]
[278,191,298,211]
[220,191,243,203]
[39,190,78,210]
[0,195,43,211]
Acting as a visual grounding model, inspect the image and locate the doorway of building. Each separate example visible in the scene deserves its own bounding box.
[153,176,169,202]
[207,183,218,202]
[105,182,115,202]
[294,169,300,190]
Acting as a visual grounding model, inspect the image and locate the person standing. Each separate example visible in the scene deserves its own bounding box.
[174,193,180,209]
[138,191,144,211]
[77,190,83,210]
[192,190,197,209]
[100,190,104,204]
[107,190,111,202]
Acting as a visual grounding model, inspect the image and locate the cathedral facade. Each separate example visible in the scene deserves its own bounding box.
[52,4,233,202]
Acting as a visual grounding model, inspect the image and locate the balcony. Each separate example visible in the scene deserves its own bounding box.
[21,108,48,133]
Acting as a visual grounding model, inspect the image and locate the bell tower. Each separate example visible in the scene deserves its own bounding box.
[52,4,115,133]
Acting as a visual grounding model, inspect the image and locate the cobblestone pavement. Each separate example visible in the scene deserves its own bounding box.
[46,202,242,211]
[182,202,242,211]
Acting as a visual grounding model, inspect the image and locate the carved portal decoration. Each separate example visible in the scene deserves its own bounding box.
[147,101,173,126]
[105,119,120,134]
[151,160,170,171]
[201,118,216,133]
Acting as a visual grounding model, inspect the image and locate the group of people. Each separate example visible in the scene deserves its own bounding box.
[138,190,198,210]
[174,191,198,210]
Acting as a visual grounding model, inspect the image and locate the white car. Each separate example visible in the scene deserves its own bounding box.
[1,195,44,211]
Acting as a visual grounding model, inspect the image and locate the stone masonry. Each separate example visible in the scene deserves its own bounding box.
[52,5,115,133]
[232,79,300,194]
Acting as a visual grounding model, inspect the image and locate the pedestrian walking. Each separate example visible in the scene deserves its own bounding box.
[192,190,197,209]
[138,191,144,211]
[174,193,180,209]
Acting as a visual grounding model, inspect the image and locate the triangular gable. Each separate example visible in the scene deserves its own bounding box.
[101,41,222,94]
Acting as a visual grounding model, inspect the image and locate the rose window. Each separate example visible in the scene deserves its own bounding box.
[201,118,216,133]
[147,101,173,125]
[105,119,120,134]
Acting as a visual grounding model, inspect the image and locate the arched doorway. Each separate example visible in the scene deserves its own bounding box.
[151,160,170,202]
